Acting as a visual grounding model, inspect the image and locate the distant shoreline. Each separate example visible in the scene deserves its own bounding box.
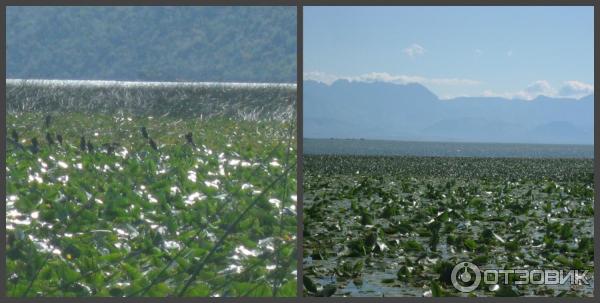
[304,137,594,147]
[304,153,593,161]
[304,138,594,159]
[6,78,296,88]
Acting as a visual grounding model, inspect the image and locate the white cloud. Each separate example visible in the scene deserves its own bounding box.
[523,80,557,98]
[507,50,513,57]
[558,81,594,99]
[479,89,520,99]
[481,85,545,100]
[439,93,473,100]
[482,90,496,97]
[304,72,592,101]
[403,43,426,58]
[347,72,425,84]
[480,80,593,100]
[302,71,341,85]
[304,71,480,86]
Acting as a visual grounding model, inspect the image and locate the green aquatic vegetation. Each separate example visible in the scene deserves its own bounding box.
[303,155,593,297]
[6,112,297,297]
[396,265,412,282]
[303,276,337,297]
[336,259,364,278]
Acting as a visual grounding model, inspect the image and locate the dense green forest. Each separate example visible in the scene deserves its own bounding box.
[6,6,296,83]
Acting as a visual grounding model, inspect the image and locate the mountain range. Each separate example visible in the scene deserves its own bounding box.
[6,7,296,83]
[304,80,593,145]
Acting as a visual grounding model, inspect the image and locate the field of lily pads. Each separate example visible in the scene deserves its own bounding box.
[6,81,297,297]
[303,155,594,297]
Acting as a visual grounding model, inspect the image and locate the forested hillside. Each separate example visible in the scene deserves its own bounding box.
[6,6,296,83]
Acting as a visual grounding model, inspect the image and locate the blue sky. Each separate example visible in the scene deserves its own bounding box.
[304,6,594,99]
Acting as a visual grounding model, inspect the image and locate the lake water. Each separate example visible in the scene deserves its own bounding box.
[304,138,594,158]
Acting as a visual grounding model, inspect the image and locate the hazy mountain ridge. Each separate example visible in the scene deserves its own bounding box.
[304,80,593,144]
[7,7,296,83]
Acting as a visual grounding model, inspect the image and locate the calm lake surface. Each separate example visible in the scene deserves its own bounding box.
[304,138,594,158]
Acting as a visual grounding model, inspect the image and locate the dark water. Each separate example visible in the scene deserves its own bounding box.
[304,138,594,158]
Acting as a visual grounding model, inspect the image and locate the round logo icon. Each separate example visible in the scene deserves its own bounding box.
[451,262,481,292]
